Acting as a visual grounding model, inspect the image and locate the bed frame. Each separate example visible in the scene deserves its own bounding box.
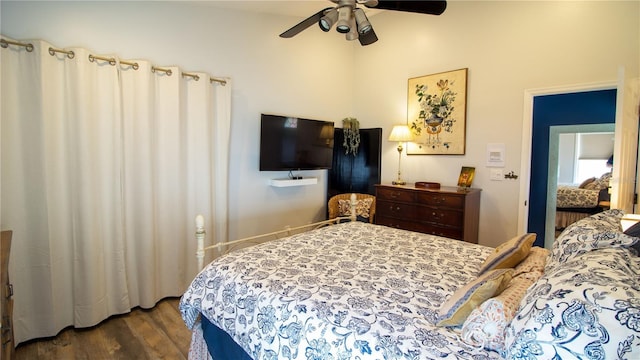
[194,193,359,270]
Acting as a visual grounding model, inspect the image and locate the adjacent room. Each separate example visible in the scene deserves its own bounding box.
[1,1,639,359]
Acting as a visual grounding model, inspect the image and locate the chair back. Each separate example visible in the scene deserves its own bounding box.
[328,193,376,223]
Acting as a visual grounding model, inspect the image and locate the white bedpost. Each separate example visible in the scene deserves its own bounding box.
[350,193,357,222]
[195,214,205,270]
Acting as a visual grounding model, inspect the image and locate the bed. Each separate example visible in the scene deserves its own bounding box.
[555,172,611,230]
[180,198,640,360]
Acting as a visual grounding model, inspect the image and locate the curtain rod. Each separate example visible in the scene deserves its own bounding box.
[88,53,139,70]
[1,37,228,86]
[49,47,75,59]
[0,38,34,52]
[182,71,227,85]
[154,67,226,85]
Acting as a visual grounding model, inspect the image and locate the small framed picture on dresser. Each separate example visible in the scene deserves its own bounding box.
[457,166,475,189]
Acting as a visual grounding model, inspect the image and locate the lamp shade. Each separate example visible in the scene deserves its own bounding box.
[388,125,414,142]
[319,124,334,139]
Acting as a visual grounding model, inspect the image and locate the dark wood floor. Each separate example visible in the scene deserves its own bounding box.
[14,297,192,359]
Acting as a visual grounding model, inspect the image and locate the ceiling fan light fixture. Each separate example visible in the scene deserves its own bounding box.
[335,7,352,34]
[346,18,359,40]
[353,8,372,35]
[318,8,338,32]
[279,0,447,46]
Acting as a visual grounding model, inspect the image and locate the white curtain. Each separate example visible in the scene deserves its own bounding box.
[0,38,231,344]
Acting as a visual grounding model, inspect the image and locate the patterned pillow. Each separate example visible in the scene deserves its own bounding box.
[505,247,640,359]
[582,181,599,190]
[437,268,514,327]
[549,209,639,268]
[583,172,611,190]
[461,275,539,355]
[477,234,536,275]
[337,198,373,219]
[578,177,596,189]
[623,222,640,256]
[460,247,548,354]
[513,246,549,280]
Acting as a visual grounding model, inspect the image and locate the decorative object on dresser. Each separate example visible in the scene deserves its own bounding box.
[375,184,481,243]
[457,166,475,189]
[415,181,441,189]
[1,230,14,359]
[388,124,415,185]
[407,68,468,154]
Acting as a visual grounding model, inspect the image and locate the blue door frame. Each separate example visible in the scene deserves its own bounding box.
[527,89,617,247]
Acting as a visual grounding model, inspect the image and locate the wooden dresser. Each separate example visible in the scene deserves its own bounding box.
[1,230,14,360]
[375,185,481,243]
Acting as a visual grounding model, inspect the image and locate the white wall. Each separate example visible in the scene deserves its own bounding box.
[2,1,638,247]
[353,1,639,246]
[558,133,577,184]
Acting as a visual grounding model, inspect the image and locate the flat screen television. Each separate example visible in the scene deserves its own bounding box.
[259,114,334,171]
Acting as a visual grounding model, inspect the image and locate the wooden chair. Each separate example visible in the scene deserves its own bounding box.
[328,193,376,223]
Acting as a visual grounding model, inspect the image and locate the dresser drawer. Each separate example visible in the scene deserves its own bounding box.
[377,217,463,240]
[418,206,463,228]
[376,200,420,221]
[376,187,416,202]
[422,225,463,240]
[417,192,464,209]
[374,184,480,243]
[376,216,423,232]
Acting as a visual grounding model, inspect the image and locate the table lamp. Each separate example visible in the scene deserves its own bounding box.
[388,125,414,185]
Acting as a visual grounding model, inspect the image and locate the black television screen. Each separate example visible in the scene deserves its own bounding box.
[259,114,334,171]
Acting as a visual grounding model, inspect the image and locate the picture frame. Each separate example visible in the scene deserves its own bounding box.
[406,68,468,155]
[457,166,475,189]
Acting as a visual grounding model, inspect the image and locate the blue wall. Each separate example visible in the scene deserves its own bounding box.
[528,89,617,247]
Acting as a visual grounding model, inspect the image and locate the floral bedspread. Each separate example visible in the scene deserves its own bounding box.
[556,185,600,208]
[504,210,640,359]
[180,222,500,359]
[505,248,640,358]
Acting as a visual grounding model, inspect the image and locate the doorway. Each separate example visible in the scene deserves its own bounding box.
[525,89,617,247]
[545,125,615,248]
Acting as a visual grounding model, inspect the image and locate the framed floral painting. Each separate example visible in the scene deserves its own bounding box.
[406,68,468,155]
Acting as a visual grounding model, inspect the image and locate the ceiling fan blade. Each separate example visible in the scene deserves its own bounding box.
[366,1,447,15]
[358,28,378,46]
[280,7,333,38]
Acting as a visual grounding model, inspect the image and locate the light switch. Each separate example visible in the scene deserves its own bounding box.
[486,143,505,167]
[490,168,503,181]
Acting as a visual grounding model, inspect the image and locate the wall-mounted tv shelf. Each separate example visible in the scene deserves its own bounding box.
[269,177,318,187]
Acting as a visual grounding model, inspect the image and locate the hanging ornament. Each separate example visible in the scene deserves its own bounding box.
[342,117,360,156]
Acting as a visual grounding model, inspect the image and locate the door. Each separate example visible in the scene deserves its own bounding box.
[610,68,640,212]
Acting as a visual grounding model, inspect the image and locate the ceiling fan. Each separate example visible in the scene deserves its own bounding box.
[279,0,447,46]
